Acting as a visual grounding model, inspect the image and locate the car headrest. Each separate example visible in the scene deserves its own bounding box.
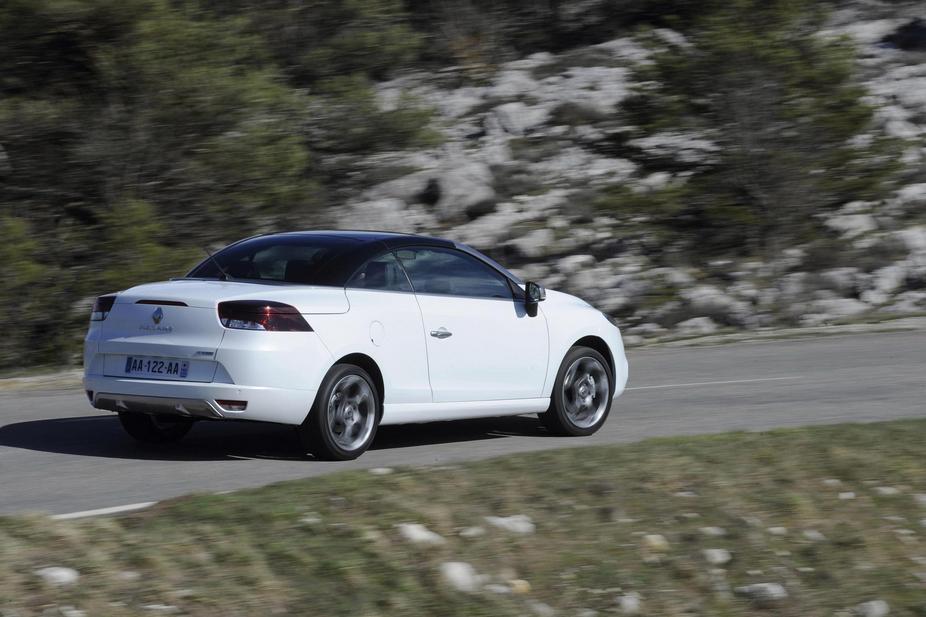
[284,259,315,284]
[364,261,388,288]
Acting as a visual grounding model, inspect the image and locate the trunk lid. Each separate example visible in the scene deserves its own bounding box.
[98,279,348,379]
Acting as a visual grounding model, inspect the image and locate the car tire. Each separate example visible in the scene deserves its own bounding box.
[118,411,194,444]
[300,363,381,460]
[540,346,613,436]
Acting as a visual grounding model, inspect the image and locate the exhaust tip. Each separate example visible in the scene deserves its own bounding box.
[215,399,248,412]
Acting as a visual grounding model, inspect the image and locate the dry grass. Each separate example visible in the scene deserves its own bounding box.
[2,420,925,616]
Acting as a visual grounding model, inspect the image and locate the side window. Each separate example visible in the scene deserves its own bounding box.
[347,252,413,292]
[396,248,513,299]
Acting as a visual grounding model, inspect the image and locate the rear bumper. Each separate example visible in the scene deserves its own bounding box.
[83,375,316,425]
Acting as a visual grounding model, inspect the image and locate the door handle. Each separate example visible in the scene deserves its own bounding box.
[429,327,452,339]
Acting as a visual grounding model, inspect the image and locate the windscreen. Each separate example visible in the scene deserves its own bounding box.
[187,235,361,284]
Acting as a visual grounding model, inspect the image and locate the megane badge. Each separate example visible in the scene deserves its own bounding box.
[152,307,164,325]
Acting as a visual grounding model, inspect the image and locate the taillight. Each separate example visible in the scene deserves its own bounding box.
[90,295,117,321]
[217,301,312,332]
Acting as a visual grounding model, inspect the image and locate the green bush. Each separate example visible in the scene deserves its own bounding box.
[619,0,900,256]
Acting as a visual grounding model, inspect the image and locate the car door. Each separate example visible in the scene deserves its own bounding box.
[343,251,432,405]
[395,247,549,403]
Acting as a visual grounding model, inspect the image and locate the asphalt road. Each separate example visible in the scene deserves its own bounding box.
[1,330,924,516]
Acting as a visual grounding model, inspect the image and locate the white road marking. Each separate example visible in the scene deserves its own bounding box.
[626,376,800,391]
[50,501,157,520]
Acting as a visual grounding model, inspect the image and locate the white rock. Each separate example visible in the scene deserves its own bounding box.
[680,285,754,325]
[700,526,727,537]
[490,70,539,99]
[34,567,79,586]
[345,198,413,233]
[629,131,719,165]
[440,562,482,593]
[823,19,904,45]
[822,478,843,487]
[653,28,689,47]
[803,529,827,541]
[839,492,857,500]
[854,599,890,617]
[595,36,651,63]
[436,88,486,119]
[820,269,860,295]
[767,526,788,536]
[485,514,535,534]
[459,526,485,538]
[433,159,496,220]
[917,494,926,507]
[397,523,446,546]
[871,266,907,295]
[557,254,596,274]
[676,317,719,336]
[369,467,393,475]
[60,607,87,617]
[734,583,788,607]
[643,534,669,552]
[704,548,732,565]
[895,185,926,209]
[884,291,926,313]
[141,605,180,614]
[637,171,672,192]
[875,486,901,496]
[510,228,556,259]
[484,583,512,594]
[530,601,555,617]
[617,592,642,614]
[627,323,668,337]
[809,298,869,318]
[490,101,550,136]
[825,213,877,238]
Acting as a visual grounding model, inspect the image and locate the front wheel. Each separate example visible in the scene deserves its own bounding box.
[118,412,194,444]
[299,364,381,460]
[540,346,612,436]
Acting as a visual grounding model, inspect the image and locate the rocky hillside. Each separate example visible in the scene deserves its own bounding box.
[328,2,926,345]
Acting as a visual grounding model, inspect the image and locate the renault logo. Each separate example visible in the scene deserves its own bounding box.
[152,307,164,325]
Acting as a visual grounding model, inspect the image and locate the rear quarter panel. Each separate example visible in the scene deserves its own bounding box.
[308,289,432,407]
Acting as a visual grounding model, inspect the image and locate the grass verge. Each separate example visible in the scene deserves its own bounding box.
[2,420,926,616]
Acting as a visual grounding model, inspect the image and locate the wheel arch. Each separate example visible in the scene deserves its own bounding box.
[334,352,386,406]
[571,335,615,386]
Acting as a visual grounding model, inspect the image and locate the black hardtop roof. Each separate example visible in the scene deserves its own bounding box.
[190,230,521,287]
[268,230,455,248]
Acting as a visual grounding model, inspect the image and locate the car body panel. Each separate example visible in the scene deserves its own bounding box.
[538,289,628,399]
[414,293,548,402]
[311,288,432,407]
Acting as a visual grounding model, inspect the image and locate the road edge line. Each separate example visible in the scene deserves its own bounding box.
[50,501,157,520]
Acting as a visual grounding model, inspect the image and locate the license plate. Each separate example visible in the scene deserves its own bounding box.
[124,356,189,379]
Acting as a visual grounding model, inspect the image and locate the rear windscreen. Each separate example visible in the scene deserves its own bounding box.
[187,235,360,284]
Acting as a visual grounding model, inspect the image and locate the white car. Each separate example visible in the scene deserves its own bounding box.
[84,231,629,459]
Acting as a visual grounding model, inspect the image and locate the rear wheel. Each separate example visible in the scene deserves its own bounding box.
[300,364,380,460]
[540,346,612,436]
[118,412,194,444]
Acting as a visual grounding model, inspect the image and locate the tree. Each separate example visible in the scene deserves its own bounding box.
[620,0,899,256]
[0,0,317,368]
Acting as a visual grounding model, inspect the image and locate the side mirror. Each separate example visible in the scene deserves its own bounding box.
[525,281,546,317]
